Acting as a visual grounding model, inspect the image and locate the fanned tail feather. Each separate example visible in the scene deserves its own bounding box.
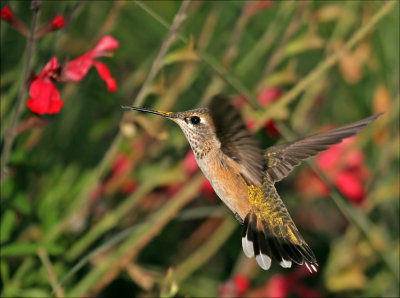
[242,212,318,273]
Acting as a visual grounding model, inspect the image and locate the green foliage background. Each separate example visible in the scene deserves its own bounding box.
[1,1,399,297]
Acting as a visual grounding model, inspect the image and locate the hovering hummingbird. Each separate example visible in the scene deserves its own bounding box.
[122,95,380,273]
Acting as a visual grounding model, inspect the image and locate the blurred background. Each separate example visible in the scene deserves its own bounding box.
[1,1,399,297]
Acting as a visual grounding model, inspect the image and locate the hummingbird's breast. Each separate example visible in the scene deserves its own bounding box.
[196,150,251,221]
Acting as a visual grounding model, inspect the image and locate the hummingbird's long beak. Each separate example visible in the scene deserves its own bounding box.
[121,106,176,118]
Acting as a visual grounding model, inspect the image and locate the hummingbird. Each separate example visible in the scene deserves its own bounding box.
[122,95,380,273]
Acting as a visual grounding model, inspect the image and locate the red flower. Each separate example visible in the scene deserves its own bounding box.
[1,6,13,20]
[51,14,65,29]
[63,36,119,92]
[265,120,280,137]
[36,14,66,38]
[257,87,283,107]
[335,171,365,203]
[26,57,64,114]
[183,150,199,175]
[219,274,249,297]
[257,87,283,137]
[296,134,370,205]
[233,275,249,294]
[247,267,321,298]
[1,6,28,35]
[244,1,274,17]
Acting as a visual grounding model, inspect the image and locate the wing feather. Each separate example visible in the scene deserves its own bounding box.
[264,113,382,182]
[209,95,264,186]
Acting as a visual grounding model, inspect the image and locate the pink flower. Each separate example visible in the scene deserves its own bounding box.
[64,36,119,92]
[296,134,369,205]
[257,87,283,138]
[183,150,199,175]
[26,57,64,114]
[257,87,283,107]
[335,171,365,204]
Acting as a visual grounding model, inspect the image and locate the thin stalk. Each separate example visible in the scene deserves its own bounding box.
[174,216,237,283]
[48,0,192,240]
[38,247,65,298]
[255,1,396,128]
[1,1,41,183]
[135,0,257,105]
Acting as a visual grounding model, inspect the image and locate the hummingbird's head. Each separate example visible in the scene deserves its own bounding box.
[122,106,219,158]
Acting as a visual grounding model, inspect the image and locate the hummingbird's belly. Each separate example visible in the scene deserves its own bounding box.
[196,155,251,221]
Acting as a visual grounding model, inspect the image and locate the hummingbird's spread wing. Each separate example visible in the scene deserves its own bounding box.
[209,96,264,186]
[242,183,318,272]
[264,113,382,182]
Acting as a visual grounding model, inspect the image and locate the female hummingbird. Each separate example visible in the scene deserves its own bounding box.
[122,95,380,273]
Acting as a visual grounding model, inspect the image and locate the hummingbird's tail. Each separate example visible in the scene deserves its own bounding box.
[242,211,318,273]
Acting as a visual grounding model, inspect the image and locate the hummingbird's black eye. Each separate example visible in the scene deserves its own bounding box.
[190,116,201,125]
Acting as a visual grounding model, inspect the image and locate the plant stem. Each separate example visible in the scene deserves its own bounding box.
[38,247,65,298]
[255,0,396,128]
[174,216,236,283]
[1,1,41,183]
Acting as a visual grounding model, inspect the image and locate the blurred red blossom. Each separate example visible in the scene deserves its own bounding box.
[26,57,64,114]
[265,120,280,137]
[51,14,65,29]
[1,5,12,20]
[64,36,119,92]
[35,14,66,38]
[257,87,283,107]
[295,136,370,204]
[244,1,273,17]
[258,87,283,137]
[90,152,137,201]
[182,150,216,198]
[247,266,320,298]
[1,5,28,35]
[219,274,250,297]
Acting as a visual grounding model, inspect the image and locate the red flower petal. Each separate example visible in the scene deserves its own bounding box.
[233,275,249,294]
[316,143,343,172]
[64,54,94,81]
[265,120,280,137]
[245,119,256,131]
[201,179,215,196]
[93,62,118,92]
[39,57,60,79]
[27,79,63,114]
[1,6,13,20]
[91,36,119,58]
[257,87,283,107]
[121,179,137,195]
[112,153,131,177]
[183,150,198,175]
[266,275,290,298]
[334,171,365,204]
[51,14,65,29]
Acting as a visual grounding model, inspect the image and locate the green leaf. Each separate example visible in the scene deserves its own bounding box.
[0,210,16,243]
[164,37,200,65]
[0,260,10,286]
[1,243,63,257]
